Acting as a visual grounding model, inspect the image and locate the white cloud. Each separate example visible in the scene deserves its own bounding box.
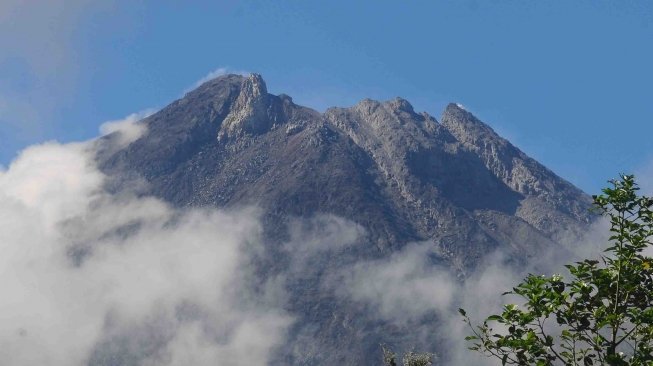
[99,109,155,148]
[331,242,455,323]
[0,140,292,366]
[327,224,611,363]
[184,67,250,94]
[193,67,230,87]
[283,214,365,274]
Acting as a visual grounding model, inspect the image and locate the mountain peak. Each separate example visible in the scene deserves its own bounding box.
[217,73,275,140]
[440,102,499,145]
[98,76,594,365]
[241,73,268,98]
[188,73,245,97]
[386,97,415,114]
[442,102,479,123]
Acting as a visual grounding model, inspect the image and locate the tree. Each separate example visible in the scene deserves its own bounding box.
[460,175,653,365]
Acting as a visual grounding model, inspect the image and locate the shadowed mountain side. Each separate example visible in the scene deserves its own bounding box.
[440,103,593,243]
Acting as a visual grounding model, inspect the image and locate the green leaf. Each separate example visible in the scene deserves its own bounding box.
[460,176,653,366]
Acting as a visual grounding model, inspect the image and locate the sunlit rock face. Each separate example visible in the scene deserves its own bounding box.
[97,74,593,365]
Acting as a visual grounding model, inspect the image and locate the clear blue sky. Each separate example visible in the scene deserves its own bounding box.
[1,0,652,194]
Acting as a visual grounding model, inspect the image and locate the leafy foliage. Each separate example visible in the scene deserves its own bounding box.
[461,175,653,365]
[382,344,436,366]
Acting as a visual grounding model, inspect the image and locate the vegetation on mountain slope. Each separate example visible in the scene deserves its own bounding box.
[462,175,653,365]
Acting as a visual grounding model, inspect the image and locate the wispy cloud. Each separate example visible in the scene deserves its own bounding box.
[184,67,250,95]
[330,242,455,323]
[323,222,610,363]
[99,109,156,148]
[0,138,292,365]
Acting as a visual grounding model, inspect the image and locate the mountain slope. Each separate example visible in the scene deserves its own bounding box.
[96,73,593,365]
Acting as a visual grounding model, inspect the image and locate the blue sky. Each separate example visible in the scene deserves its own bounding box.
[1,0,652,194]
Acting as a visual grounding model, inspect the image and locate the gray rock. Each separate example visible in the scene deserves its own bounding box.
[96,74,594,365]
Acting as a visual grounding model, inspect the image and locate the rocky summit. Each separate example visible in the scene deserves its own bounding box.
[97,73,593,365]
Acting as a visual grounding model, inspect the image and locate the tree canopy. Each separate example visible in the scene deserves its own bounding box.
[461,175,653,365]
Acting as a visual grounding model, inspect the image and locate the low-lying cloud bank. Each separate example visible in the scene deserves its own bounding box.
[325,218,611,365]
[331,242,456,323]
[0,124,291,365]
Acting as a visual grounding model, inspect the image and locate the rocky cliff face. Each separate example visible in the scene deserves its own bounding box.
[97,73,593,365]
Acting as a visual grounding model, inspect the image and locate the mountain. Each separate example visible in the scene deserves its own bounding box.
[96,73,593,365]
